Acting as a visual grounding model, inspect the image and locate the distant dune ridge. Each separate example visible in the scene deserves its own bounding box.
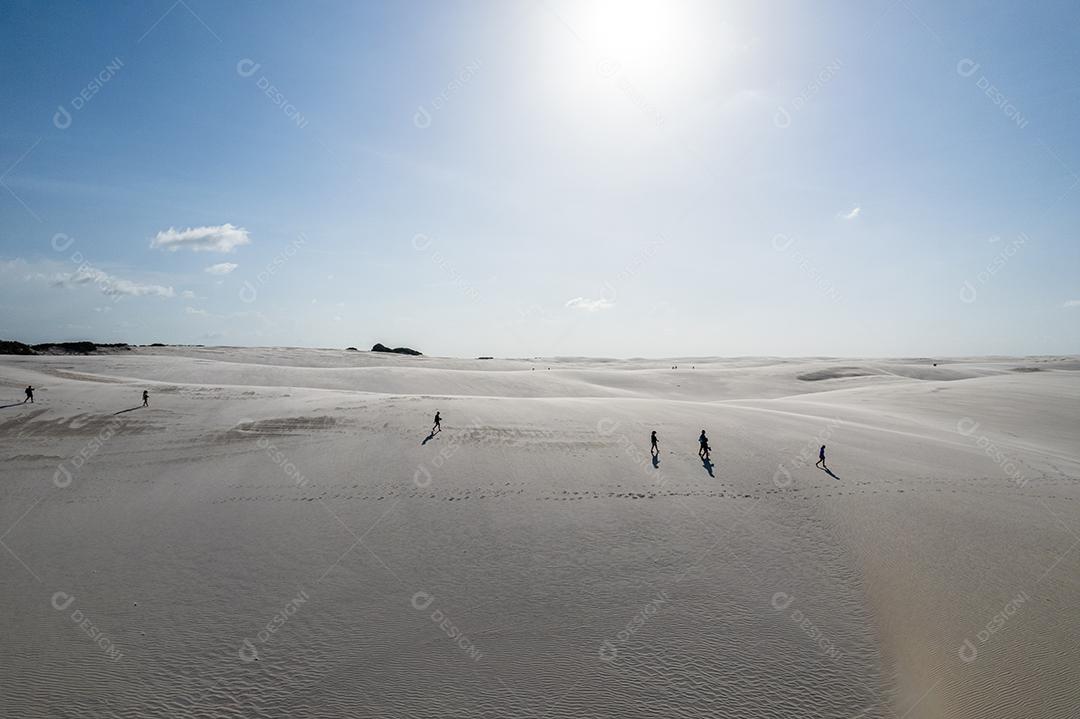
[0,347,1077,718]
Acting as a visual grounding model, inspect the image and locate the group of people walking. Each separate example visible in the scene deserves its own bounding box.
[649,428,828,470]
[649,429,716,461]
[428,414,830,472]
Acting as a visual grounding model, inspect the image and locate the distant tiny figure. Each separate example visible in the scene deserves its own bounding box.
[23,385,34,403]
[650,430,659,456]
[432,410,441,434]
[142,390,149,407]
[698,429,710,460]
[816,444,827,469]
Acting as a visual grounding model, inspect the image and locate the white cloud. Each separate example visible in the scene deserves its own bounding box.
[565,296,615,312]
[204,262,238,275]
[181,290,196,299]
[52,266,175,298]
[185,306,208,316]
[839,206,861,220]
[1064,299,1080,308]
[150,223,251,253]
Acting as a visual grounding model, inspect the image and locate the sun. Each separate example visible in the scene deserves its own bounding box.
[577,0,685,72]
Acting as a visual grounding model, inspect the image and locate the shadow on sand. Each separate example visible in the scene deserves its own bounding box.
[421,430,440,445]
[113,406,144,415]
[651,454,660,469]
[702,457,714,477]
[1,402,29,409]
[819,466,840,480]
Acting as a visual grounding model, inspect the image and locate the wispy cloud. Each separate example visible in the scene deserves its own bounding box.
[185,306,209,315]
[839,206,861,220]
[565,296,615,312]
[1064,299,1080,308]
[151,223,251,253]
[204,262,238,275]
[51,266,175,298]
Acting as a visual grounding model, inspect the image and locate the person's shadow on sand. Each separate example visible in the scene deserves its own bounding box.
[702,458,714,477]
[421,432,437,445]
[818,466,840,480]
[0,402,27,409]
[652,454,660,469]
[113,406,144,415]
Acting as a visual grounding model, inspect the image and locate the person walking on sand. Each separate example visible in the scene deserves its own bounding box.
[698,429,710,460]
[23,385,34,403]
[142,390,149,407]
[432,410,441,434]
[650,430,659,457]
[815,444,827,470]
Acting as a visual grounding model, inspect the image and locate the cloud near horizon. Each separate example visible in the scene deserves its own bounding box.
[204,262,239,275]
[151,224,251,253]
[565,297,615,312]
[51,266,175,298]
[1064,299,1080,308]
[839,206,861,220]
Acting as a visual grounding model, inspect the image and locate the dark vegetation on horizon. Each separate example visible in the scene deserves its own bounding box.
[0,340,133,355]
[1,340,426,356]
[371,343,422,356]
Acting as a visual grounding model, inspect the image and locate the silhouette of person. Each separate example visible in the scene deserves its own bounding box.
[143,390,149,407]
[816,444,827,470]
[432,411,441,434]
[650,431,659,457]
[23,385,34,403]
[698,430,709,460]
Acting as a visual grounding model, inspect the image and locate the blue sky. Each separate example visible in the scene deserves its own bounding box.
[1,0,1077,357]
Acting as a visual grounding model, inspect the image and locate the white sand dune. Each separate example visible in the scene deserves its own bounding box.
[1,348,1077,718]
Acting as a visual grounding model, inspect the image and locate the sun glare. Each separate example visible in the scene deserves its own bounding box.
[581,0,679,70]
